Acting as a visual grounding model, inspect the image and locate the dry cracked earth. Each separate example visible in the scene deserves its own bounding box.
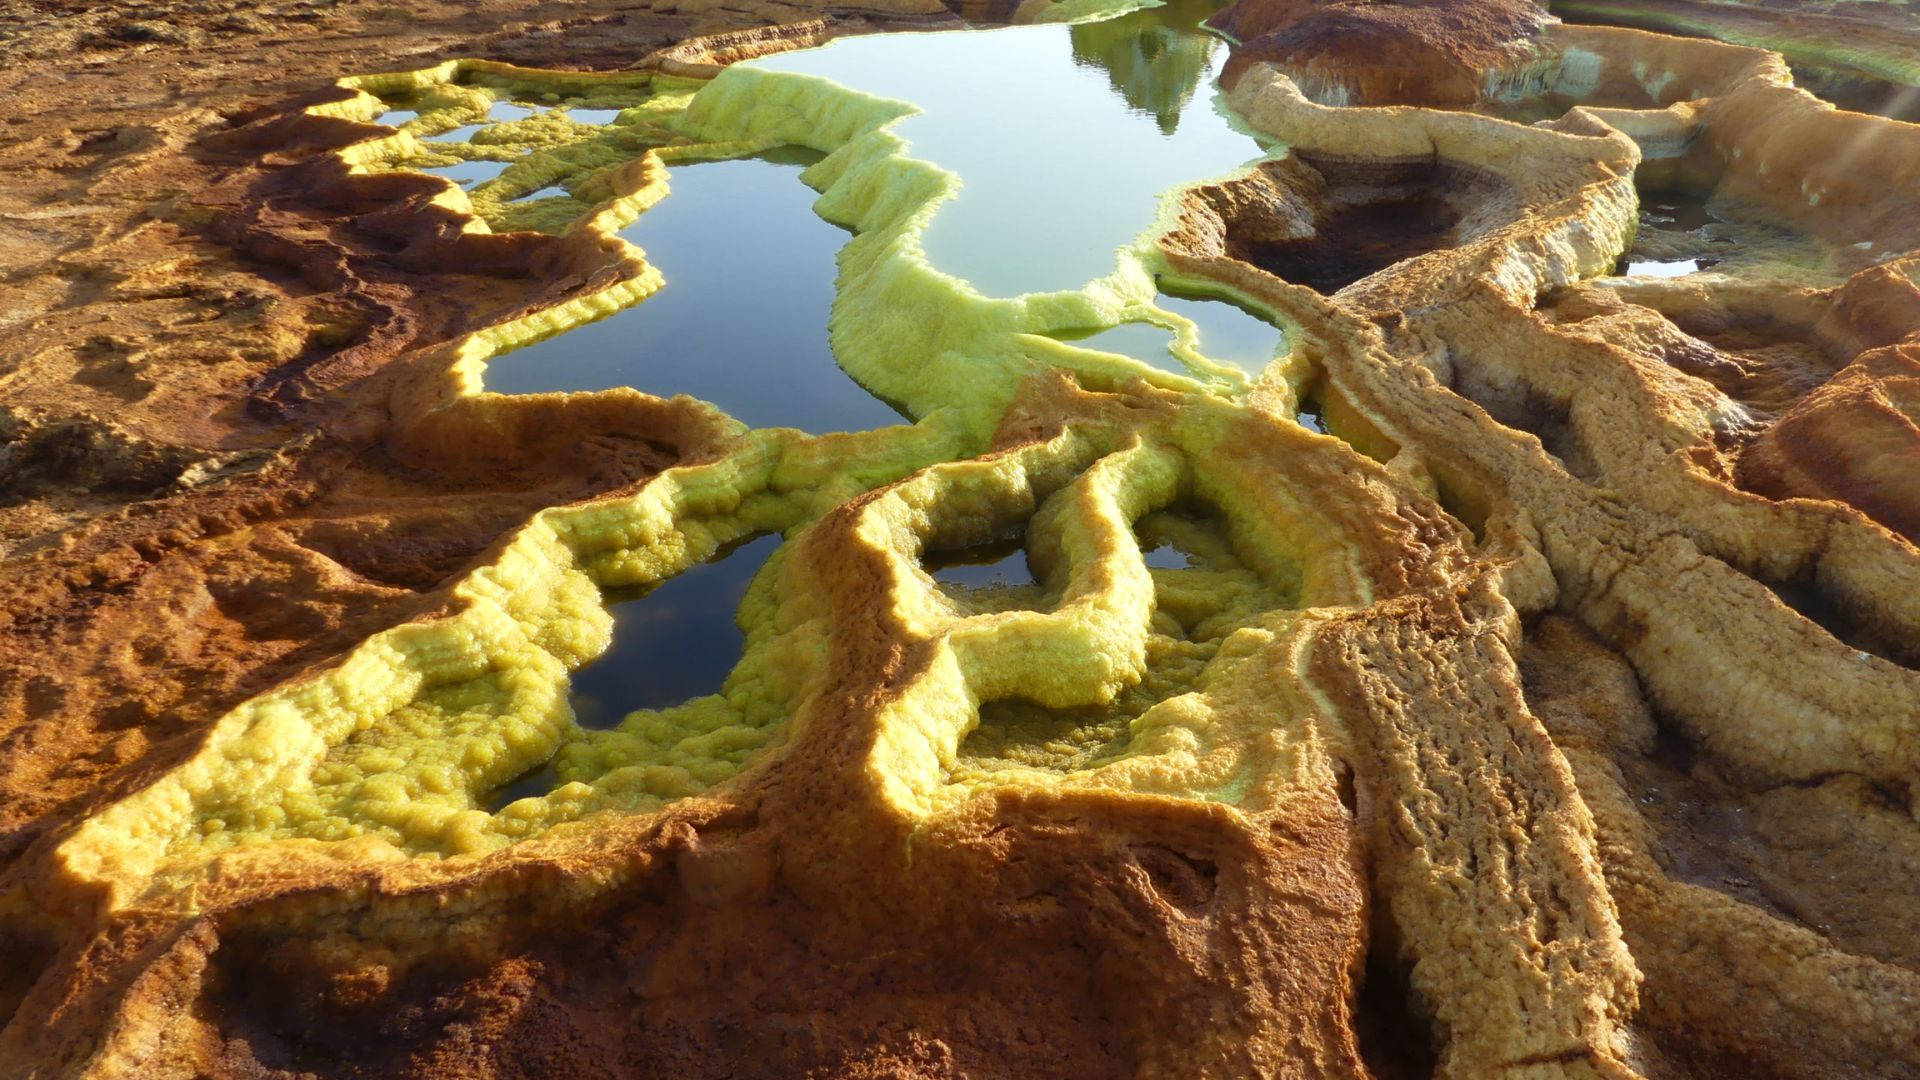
[2,0,1920,1076]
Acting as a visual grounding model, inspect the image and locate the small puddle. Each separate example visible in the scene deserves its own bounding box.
[1050,321,1182,373]
[486,150,910,433]
[1611,189,1845,280]
[424,123,485,143]
[1049,291,1282,376]
[422,159,512,187]
[1160,289,1281,374]
[569,533,781,729]
[1642,193,1714,232]
[1143,543,1190,570]
[1134,504,1219,572]
[928,535,1033,590]
[924,534,1058,612]
[1298,397,1326,433]
[565,108,622,125]
[1617,190,1730,277]
[750,0,1274,297]
[484,761,560,812]
[489,102,540,122]
[1243,189,1462,294]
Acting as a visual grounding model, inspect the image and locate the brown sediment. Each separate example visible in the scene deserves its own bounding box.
[1211,0,1553,105]
[3,0,1920,1077]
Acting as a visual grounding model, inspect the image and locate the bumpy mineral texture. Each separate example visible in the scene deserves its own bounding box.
[2,0,1919,1078]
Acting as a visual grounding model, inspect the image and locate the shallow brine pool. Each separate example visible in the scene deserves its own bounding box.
[477,0,1300,733]
[489,0,1286,433]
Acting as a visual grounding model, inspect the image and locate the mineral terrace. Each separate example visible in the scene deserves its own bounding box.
[1,0,1918,1076]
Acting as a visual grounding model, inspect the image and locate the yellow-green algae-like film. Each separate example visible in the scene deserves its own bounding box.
[54,1,1386,905]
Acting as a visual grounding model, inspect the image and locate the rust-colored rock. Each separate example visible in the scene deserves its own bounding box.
[1212,0,1553,105]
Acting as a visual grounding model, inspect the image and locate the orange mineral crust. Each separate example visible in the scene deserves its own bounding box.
[1,0,1919,1077]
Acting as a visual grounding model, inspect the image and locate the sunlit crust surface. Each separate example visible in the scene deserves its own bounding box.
[2,0,1919,1077]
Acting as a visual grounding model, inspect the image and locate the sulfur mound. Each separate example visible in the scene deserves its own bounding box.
[2,0,1919,1077]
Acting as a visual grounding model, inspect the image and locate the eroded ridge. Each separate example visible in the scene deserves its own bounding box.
[3,0,1920,1076]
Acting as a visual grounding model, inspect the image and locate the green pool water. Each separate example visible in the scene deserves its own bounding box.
[484,149,911,433]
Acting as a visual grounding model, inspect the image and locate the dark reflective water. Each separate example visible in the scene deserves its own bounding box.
[486,150,909,433]
[1135,505,1214,570]
[569,533,781,729]
[1618,190,1732,277]
[1298,396,1326,433]
[752,0,1272,296]
[1244,188,1462,294]
[485,760,560,811]
[927,536,1033,589]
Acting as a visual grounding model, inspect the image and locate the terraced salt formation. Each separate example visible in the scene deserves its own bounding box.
[2,0,1919,1076]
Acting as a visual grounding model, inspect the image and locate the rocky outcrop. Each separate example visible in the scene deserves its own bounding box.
[2,1,1919,1077]
[1211,0,1553,105]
